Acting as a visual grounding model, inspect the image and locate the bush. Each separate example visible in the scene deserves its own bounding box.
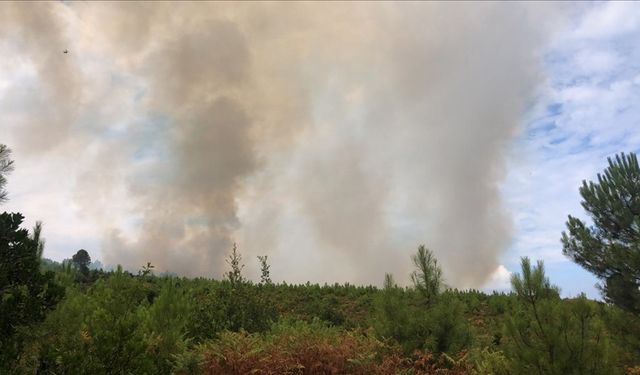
[424,292,472,355]
[374,284,471,355]
[505,258,620,375]
[186,280,277,342]
[28,268,155,374]
[467,347,510,375]
[0,212,64,372]
[144,278,193,374]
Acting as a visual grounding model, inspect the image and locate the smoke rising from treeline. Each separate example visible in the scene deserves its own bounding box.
[0,2,566,286]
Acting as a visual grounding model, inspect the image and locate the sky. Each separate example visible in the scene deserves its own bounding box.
[1,2,639,298]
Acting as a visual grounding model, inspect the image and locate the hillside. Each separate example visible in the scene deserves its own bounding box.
[3,250,640,374]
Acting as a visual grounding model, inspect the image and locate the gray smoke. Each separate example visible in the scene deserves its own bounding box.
[0,2,567,286]
[0,3,81,153]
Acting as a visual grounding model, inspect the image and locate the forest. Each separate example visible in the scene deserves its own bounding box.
[2,144,640,375]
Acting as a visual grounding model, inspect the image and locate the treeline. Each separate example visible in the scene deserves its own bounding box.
[4,244,640,374]
[2,145,640,374]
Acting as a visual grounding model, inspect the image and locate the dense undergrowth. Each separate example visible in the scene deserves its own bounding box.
[3,253,640,374]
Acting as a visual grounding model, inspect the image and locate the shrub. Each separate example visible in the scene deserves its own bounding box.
[199,319,470,375]
[30,269,155,374]
[505,258,620,375]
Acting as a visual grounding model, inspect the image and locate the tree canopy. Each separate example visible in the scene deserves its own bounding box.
[562,152,640,314]
[0,212,64,368]
[72,249,92,276]
[411,245,443,306]
[0,144,14,204]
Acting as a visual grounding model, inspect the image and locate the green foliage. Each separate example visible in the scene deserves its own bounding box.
[4,256,637,374]
[383,273,395,289]
[505,257,619,375]
[4,238,638,373]
[225,243,244,284]
[184,244,278,340]
[510,257,559,302]
[373,276,420,352]
[424,292,472,355]
[32,221,45,259]
[487,292,514,316]
[468,347,510,375]
[55,259,87,288]
[171,348,203,375]
[33,268,156,374]
[0,144,14,203]
[603,305,640,367]
[144,278,193,374]
[411,244,443,306]
[140,261,155,278]
[72,249,92,280]
[0,212,64,372]
[562,152,640,314]
[257,255,271,284]
[375,258,470,356]
[185,280,277,343]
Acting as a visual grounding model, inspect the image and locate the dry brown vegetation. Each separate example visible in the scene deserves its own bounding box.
[200,321,469,375]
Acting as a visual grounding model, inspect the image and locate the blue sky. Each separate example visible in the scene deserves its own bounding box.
[501,2,640,298]
[2,2,640,296]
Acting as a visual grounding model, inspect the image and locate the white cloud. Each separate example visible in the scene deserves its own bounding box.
[482,264,512,293]
[572,2,640,40]
[574,49,620,75]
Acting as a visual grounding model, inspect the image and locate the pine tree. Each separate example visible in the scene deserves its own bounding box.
[226,243,244,284]
[140,262,155,278]
[257,255,271,284]
[32,222,45,259]
[411,244,443,306]
[71,249,91,277]
[0,144,14,204]
[562,152,640,314]
[0,213,64,370]
[374,272,415,351]
[505,257,618,374]
[383,273,396,289]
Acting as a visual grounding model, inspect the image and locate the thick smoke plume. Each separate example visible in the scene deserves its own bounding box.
[0,2,564,286]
